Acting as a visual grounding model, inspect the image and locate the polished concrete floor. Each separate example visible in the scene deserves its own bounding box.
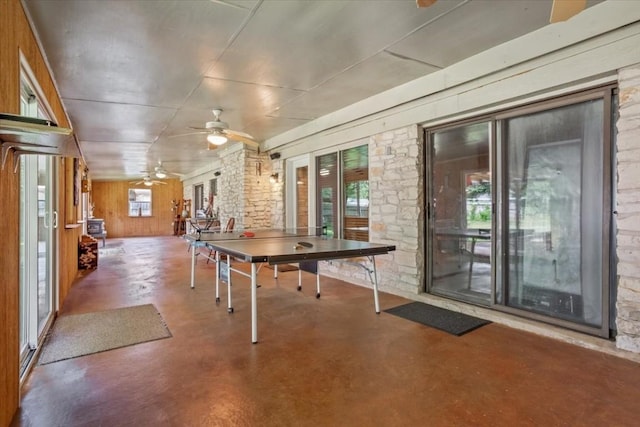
[12,236,640,426]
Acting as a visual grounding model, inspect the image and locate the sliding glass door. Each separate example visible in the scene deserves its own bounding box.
[20,154,57,365]
[428,121,493,306]
[19,78,58,370]
[425,87,614,336]
[501,97,607,327]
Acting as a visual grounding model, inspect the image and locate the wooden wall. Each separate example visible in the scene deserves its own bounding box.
[1,1,84,424]
[91,179,184,237]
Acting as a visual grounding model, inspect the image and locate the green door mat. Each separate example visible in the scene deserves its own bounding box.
[38,304,172,365]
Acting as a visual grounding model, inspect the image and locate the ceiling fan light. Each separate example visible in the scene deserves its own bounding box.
[155,170,167,179]
[207,131,228,146]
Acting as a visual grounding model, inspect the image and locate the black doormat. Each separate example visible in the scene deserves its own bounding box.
[384,302,491,336]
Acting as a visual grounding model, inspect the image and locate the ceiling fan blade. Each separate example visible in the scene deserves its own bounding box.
[157,171,184,178]
[152,181,167,185]
[223,129,260,148]
[549,0,586,23]
[225,128,254,139]
[169,130,208,138]
[416,0,437,7]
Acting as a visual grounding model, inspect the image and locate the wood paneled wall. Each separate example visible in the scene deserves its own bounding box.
[91,179,184,237]
[1,1,83,424]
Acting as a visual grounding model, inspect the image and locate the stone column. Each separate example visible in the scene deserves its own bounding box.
[616,63,640,353]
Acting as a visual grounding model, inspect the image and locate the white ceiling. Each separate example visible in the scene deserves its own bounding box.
[23,0,602,181]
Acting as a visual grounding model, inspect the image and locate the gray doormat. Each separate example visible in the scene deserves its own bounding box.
[384,302,490,336]
[38,304,171,365]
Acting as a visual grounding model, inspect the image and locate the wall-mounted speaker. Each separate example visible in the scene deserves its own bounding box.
[214,171,221,176]
[270,152,281,160]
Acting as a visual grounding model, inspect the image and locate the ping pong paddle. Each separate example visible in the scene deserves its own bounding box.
[241,231,255,238]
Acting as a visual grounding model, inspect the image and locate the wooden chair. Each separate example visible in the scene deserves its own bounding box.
[223,217,235,233]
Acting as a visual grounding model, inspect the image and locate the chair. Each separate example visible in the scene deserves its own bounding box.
[223,217,235,233]
[187,218,220,257]
[466,229,491,289]
[87,218,107,247]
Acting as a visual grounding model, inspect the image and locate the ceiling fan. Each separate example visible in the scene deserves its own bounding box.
[153,161,183,179]
[130,173,167,187]
[416,0,587,24]
[172,109,259,150]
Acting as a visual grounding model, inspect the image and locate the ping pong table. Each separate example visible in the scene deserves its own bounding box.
[184,228,396,343]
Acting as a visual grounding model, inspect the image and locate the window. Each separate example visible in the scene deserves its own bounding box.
[128,188,152,216]
[317,152,338,237]
[209,178,218,197]
[316,145,369,241]
[194,184,204,214]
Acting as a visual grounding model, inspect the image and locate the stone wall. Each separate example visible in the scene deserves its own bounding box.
[616,63,640,353]
[270,159,284,229]
[243,151,272,229]
[321,125,423,294]
[185,148,273,229]
[216,149,245,225]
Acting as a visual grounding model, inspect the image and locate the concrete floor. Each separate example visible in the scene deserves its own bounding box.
[12,236,640,426]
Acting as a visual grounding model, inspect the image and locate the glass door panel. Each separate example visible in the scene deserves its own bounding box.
[285,155,310,231]
[19,159,30,359]
[317,153,338,238]
[429,121,492,306]
[37,155,53,332]
[296,166,309,228]
[19,80,57,369]
[20,155,55,361]
[505,99,604,327]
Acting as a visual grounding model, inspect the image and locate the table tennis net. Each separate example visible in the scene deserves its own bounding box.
[191,226,328,241]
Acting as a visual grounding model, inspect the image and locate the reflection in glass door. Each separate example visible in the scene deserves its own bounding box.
[503,99,606,327]
[429,122,492,306]
[37,155,54,327]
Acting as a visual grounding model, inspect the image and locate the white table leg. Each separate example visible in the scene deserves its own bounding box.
[315,271,321,299]
[227,256,233,313]
[215,251,220,303]
[372,256,380,314]
[190,242,196,289]
[251,263,258,344]
[216,251,220,302]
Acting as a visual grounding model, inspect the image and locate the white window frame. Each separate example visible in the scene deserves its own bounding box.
[128,188,152,217]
